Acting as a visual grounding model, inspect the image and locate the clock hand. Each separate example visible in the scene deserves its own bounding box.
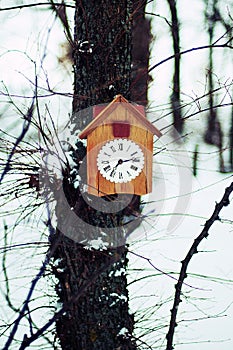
[110,159,122,177]
[112,159,123,169]
[109,156,138,177]
[122,158,134,163]
[110,169,116,177]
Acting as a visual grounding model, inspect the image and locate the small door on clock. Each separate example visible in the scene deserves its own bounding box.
[112,122,130,138]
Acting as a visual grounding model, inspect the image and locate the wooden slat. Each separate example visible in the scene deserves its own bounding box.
[98,172,115,196]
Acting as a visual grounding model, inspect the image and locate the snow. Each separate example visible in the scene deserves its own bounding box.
[78,40,94,54]
[118,327,129,336]
[73,175,81,189]
[109,267,126,277]
[55,302,63,312]
[84,237,109,250]
[110,293,128,307]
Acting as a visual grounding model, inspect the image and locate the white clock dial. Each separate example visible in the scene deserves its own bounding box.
[97,139,144,183]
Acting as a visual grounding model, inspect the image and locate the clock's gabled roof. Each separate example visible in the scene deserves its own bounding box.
[78,94,162,139]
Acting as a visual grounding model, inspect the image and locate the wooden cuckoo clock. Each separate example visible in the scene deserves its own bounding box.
[78,95,162,197]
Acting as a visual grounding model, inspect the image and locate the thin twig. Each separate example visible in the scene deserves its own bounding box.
[129,251,208,291]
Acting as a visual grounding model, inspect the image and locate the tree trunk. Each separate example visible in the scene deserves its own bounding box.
[51,1,150,349]
[204,0,222,146]
[230,105,233,170]
[131,0,151,106]
[167,0,183,133]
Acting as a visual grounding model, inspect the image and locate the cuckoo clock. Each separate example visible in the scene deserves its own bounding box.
[78,95,162,197]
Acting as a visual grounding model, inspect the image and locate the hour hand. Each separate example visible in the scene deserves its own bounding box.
[110,159,123,177]
[113,159,123,169]
[110,168,116,177]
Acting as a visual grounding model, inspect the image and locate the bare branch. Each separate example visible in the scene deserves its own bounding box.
[166,181,233,350]
[0,2,75,12]
[0,100,34,185]
[160,102,233,133]
[2,223,20,313]
[49,0,74,44]
[148,40,233,73]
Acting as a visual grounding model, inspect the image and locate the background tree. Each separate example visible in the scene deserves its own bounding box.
[167,0,182,133]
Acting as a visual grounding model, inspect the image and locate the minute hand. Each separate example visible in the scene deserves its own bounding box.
[122,157,137,163]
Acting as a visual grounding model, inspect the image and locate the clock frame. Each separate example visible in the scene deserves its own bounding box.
[78,95,162,197]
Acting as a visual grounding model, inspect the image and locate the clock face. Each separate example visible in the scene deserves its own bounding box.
[97,139,144,183]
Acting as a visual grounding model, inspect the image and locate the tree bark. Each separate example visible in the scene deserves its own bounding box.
[230,106,233,170]
[51,1,150,349]
[204,0,222,146]
[131,0,151,106]
[167,0,183,133]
